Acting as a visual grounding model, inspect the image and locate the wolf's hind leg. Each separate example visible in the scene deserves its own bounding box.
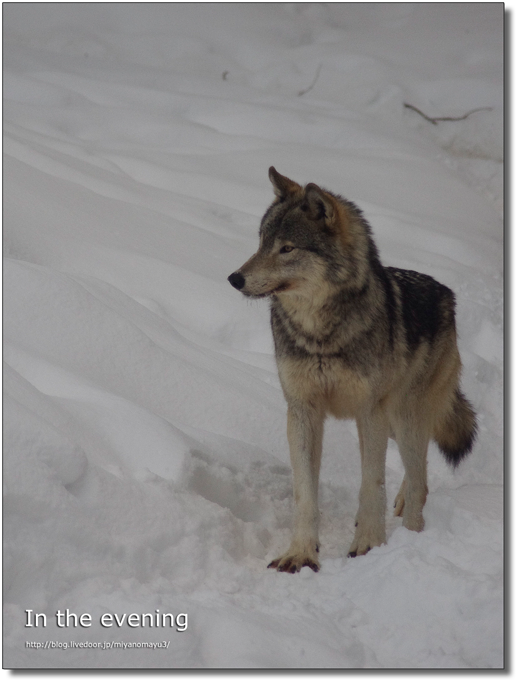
[395,421,429,532]
[268,402,324,573]
[394,477,406,517]
[348,409,388,557]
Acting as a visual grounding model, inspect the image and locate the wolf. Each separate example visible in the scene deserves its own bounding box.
[228,167,477,573]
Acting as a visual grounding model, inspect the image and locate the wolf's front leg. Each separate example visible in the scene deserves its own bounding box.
[348,409,389,557]
[268,402,324,573]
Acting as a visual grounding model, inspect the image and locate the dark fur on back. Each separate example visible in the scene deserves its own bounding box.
[387,267,455,350]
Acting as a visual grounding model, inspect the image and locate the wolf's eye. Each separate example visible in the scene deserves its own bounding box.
[280,245,295,254]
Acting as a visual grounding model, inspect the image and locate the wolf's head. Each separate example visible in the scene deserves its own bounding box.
[228,167,376,300]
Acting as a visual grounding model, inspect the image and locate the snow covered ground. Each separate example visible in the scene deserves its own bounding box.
[3,2,503,670]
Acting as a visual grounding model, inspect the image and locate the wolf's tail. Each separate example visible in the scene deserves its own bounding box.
[434,388,478,467]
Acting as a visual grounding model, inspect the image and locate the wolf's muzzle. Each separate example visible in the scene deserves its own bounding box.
[228,272,245,291]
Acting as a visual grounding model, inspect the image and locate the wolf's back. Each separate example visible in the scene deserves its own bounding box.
[385,266,478,467]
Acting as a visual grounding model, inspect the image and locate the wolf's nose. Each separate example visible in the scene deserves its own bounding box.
[228,272,245,290]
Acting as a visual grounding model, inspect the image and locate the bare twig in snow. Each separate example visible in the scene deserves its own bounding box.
[403,102,493,125]
[298,64,322,96]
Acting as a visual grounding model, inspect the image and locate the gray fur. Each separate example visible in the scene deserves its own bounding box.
[228,168,477,573]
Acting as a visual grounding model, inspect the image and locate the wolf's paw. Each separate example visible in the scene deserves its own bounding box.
[347,527,386,558]
[394,478,406,517]
[394,479,427,530]
[403,510,425,533]
[394,491,405,517]
[268,547,320,573]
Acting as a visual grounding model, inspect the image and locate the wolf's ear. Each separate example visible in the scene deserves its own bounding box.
[268,166,301,200]
[302,183,336,224]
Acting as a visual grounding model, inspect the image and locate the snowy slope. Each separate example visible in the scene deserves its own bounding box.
[3,2,503,669]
